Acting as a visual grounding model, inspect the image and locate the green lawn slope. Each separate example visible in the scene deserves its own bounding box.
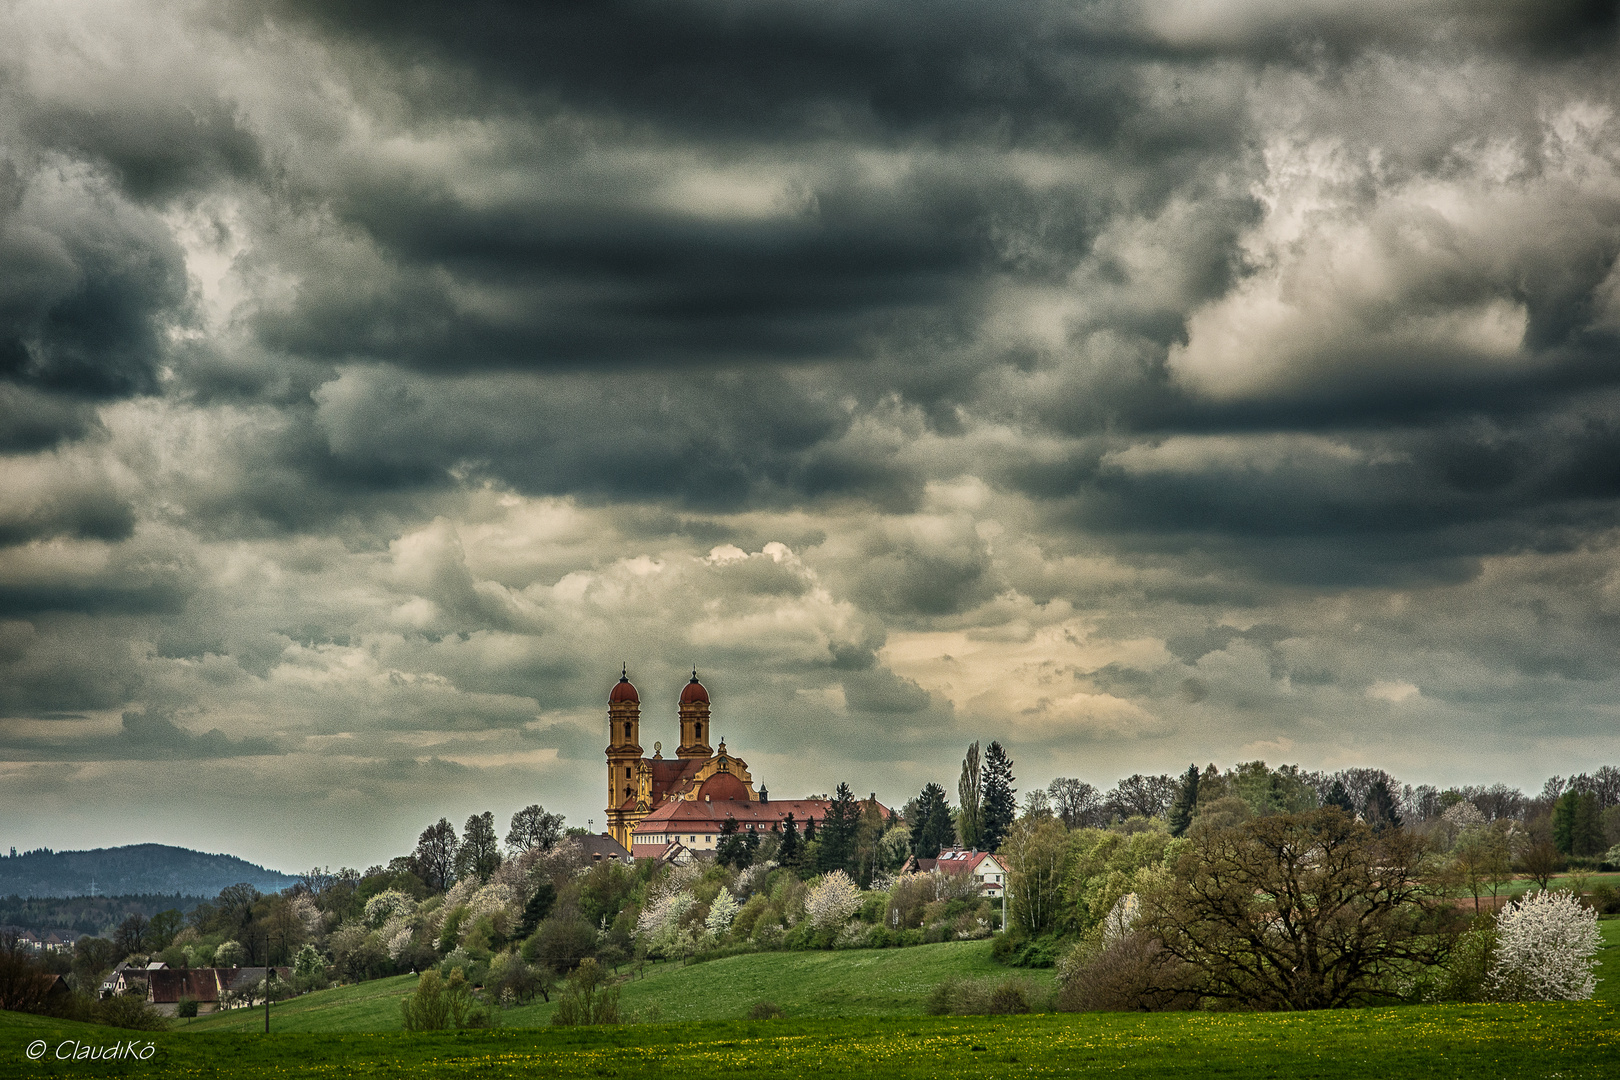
[177,918,1620,1033]
[178,939,1044,1032]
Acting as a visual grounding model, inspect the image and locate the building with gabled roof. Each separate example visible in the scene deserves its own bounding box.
[914,848,1007,898]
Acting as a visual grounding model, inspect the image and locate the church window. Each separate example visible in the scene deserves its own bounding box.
[625,766,632,777]
[695,722,702,741]
[624,722,631,739]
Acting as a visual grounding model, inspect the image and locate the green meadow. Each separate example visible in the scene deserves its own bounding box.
[3,923,1616,1078]
[8,1002,1620,1079]
[177,938,1048,1031]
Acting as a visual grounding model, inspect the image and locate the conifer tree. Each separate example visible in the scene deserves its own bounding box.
[1362,779,1402,834]
[1553,791,1578,855]
[716,816,753,870]
[979,742,1017,852]
[1571,792,1605,857]
[777,814,801,868]
[912,782,955,858]
[1168,764,1200,837]
[1325,780,1355,814]
[818,783,860,873]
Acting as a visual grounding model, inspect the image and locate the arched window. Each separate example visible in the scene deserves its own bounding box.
[695,722,702,742]
[624,721,632,739]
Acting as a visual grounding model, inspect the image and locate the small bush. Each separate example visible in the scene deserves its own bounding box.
[926,975,1047,1016]
[176,996,199,1018]
[987,982,1030,1014]
[748,1000,785,1020]
[1055,933,1200,1013]
[551,958,621,1026]
[95,993,169,1031]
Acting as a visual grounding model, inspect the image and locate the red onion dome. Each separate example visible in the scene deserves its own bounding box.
[609,667,639,704]
[679,670,710,704]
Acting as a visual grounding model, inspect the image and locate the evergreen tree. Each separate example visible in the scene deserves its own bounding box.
[912,782,955,859]
[803,815,818,843]
[979,742,1017,852]
[1325,780,1355,814]
[777,814,801,868]
[716,817,754,870]
[1572,792,1605,857]
[818,783,860,873]
[1553,791,1577,855]
[957,742,983,850]
[1167,764,1200,837]
[516,881,557,939]
[1362,779,1402,835]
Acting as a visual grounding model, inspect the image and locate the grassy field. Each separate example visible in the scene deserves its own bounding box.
[5,920,1609,1078]
[177,917,1620,1032]
[1473,872,1620,902]
[8,1002,1620,1079]
[178,939,1048,1032]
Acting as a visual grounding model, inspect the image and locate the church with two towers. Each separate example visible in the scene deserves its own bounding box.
[603,668,861,858]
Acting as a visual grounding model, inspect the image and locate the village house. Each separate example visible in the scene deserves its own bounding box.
[913,848,1007,899]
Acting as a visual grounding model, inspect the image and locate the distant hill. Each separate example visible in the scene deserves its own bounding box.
[0,844,298,899]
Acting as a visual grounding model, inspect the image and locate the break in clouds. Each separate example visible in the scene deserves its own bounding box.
[3,0,1620,869]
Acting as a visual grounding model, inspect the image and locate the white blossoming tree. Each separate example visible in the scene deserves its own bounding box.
[635,888,696,958]
[705,889,741,939]
[1489,889,1602,1001]
[806,870,862,930]
[364,889,417,929]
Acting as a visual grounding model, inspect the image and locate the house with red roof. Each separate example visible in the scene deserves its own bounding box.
[915,848,1007,898]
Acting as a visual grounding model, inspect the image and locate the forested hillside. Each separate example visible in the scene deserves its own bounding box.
[0,844,296,899]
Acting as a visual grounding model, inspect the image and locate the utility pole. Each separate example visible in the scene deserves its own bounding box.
[264,931,271,1034]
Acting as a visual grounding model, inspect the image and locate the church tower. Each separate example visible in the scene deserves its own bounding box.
[676,670,713,759]
[605,666,642,846]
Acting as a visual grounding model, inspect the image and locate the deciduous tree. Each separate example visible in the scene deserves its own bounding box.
[1142,809,1456,1009]
[957,742,982,850]
[1047,778,1101,829]
[415,818,460,892]
[455,811,502,882]
[507,804,566,854]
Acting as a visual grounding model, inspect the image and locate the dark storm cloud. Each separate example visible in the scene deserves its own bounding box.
[0,155,191,402]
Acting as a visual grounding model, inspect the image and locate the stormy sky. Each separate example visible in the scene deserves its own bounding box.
[4,0,1620,872]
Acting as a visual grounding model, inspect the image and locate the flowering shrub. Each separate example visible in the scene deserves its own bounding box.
[806,870,862,930]
[705,889,740,938]
[464,882,516,938]
[1489,889,1602,1001]
[636,887,697,958]
[383,915,416,960]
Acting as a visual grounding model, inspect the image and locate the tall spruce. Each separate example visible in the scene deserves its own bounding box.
[818,783,860,873]
[979,742,1017,852]
[777,814,801,868]
[913,782,955,859]
[1167,764,1200,837]
[957,742,983,850]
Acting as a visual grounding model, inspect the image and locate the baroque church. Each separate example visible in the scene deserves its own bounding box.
[603,668,864,859]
